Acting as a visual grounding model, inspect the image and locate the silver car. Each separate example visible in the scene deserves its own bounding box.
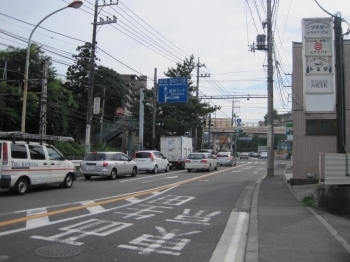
[217,152,236,166]
[80,152,137,180]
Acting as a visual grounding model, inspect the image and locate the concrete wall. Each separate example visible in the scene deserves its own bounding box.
[292,40,350,179]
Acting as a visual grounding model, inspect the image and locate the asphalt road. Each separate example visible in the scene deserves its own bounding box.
[0,159,267,262]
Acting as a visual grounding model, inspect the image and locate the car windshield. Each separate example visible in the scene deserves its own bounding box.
[188,154,205,159]
[135,152,152,158]
[217,153,229,157]
[84,153,112,161]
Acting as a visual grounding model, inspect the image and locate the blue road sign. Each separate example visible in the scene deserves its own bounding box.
[237,118,242,123]
[158,78,188,103]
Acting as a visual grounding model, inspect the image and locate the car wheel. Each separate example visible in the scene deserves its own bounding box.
[220,164,222,166]
[14,177,29,195]
[153,165,158,174]
[110,169,117,180]
[165,165,170,172]
[214,164,218,171]
[131,167,137,177]
[63,174,74,188]
[84,175,91,180]
[207,165,211,172]
[187,169,192,172]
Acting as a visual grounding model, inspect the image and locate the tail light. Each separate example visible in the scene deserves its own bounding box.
[185,159,191,163]
[200,159,208,163]
[149,153,154,162]
[3,143,8,165]
[103,161,108,167]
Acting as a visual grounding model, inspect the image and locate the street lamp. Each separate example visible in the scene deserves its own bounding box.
[21,1,83,133]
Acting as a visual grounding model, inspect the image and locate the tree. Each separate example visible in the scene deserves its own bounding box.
[131,55,219,150]
[65,43,127,144]
[0,45,55,132]
[264,109,281,126]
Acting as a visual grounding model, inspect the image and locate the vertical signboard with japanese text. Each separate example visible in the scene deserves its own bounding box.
[302,18,335,112]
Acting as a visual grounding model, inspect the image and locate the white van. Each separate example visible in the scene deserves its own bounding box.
[0,133,77,195]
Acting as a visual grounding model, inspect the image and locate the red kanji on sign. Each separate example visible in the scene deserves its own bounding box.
[115,107,124,116]
[314,42,323,51]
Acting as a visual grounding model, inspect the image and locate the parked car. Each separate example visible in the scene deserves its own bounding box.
[0,139,76,195]
[260,151,268,159]
[80,152,137,180]
[240,152,249,159]
[135,150,170,174]
[185,152,218,172]
[217,152,236,166]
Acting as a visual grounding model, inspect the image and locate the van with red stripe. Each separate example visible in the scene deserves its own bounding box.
[0,132,77,195]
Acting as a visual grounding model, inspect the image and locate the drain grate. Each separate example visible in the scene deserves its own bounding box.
[34,244,81,258]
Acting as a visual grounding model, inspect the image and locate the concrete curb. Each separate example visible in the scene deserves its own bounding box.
[245,175,265,262]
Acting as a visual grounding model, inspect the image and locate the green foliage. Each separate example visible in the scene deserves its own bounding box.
[302,196,317,208]
[54,141,84,156]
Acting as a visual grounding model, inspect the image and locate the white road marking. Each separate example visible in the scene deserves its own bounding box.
[115,204,172,220]
[210,211,249,262]
[81,201,106,214]
[166,209,221,225]
[31,219,132,246]
[142,176,178,183]
[0,186,177,237]
[0,256,10,261]
[26,208,50,229]
[125,197,142,203]
[148,195,195,206]
[120,173,169,182]
[118,226,200,256]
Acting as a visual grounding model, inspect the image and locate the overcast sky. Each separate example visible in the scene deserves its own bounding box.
[1,0,349,124]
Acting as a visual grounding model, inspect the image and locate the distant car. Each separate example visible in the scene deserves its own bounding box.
[217,152,236,166]
[185,153,218,172]
[80,152,137,180]
[240,152,249,159]
[135,150,170,174]
[252,152,258,158]
[260,151,268,159]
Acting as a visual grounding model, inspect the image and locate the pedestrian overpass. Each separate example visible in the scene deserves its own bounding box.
[204,126,286,135]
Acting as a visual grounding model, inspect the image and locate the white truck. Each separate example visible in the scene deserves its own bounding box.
[258,146,268,156]
[160,136,193,169]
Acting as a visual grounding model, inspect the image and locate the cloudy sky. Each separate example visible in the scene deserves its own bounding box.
[1,0,349,125]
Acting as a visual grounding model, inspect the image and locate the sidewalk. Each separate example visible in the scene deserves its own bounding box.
[247,162,350,262]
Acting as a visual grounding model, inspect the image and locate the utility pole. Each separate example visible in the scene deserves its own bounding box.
[39,60,48,135]
[152,68,157,150]
[195,57,209,151]
[85,0,118,154]
[266,0,274,177]
[334,15,346,153]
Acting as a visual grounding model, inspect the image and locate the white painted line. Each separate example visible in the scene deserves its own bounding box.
[81,201,106,214]
[0,186,177,237]
[0,256,9,261]
[142,176,178,183]
[210,212,249,262]
[120,173,169,182]
[125,197,142,203]
[26,208,49,229]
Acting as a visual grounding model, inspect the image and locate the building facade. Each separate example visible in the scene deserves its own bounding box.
[292,40,350,179]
